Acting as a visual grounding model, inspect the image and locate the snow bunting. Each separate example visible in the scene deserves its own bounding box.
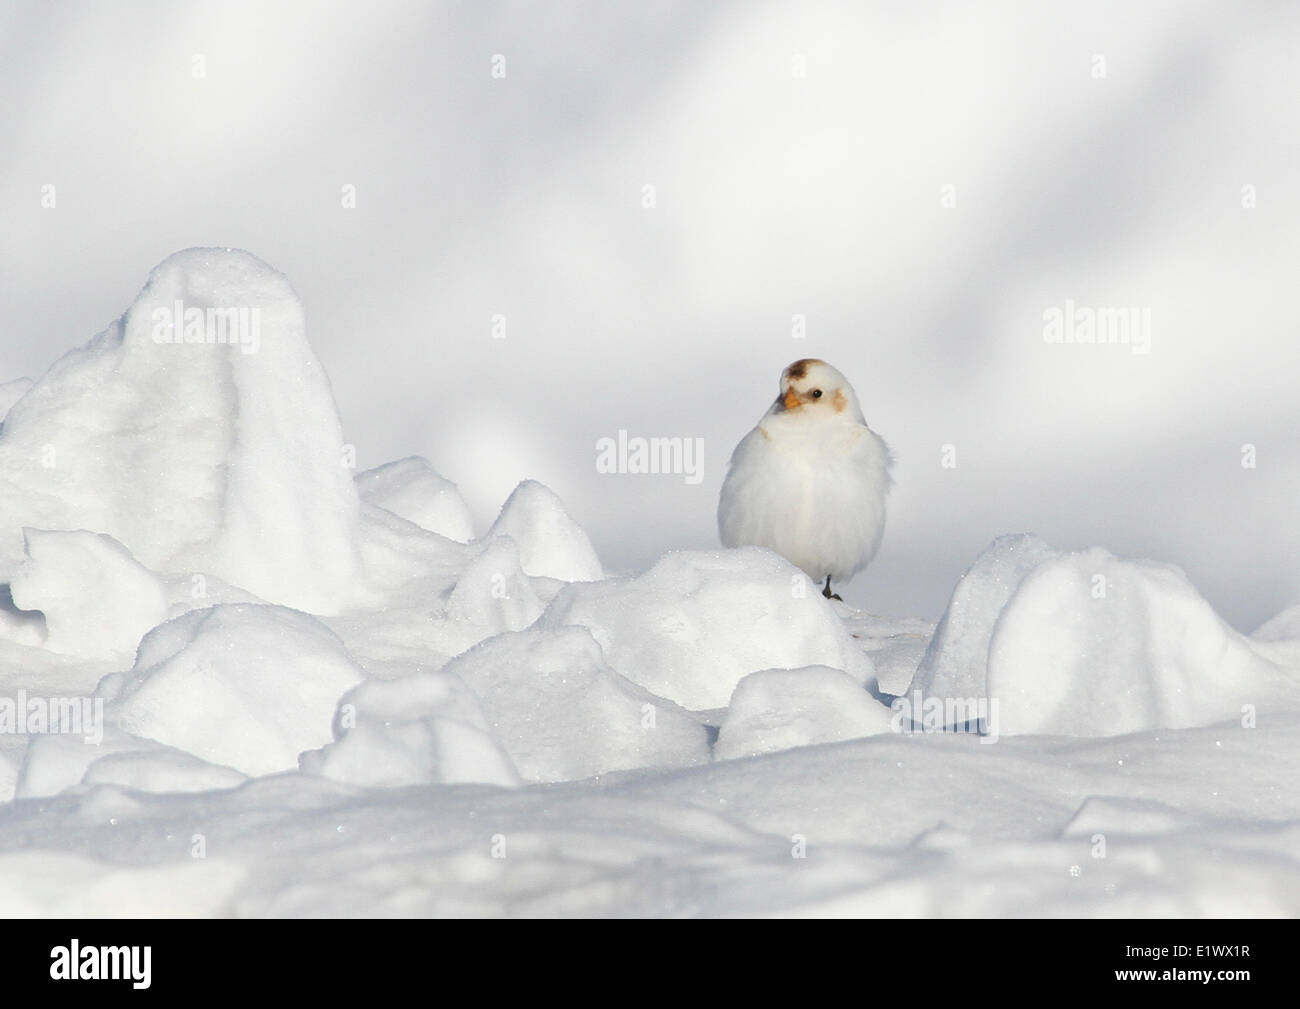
[718,359,892,600]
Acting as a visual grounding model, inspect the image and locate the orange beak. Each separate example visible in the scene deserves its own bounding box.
[782,388,801,411]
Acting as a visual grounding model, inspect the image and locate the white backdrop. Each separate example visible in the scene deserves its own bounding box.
[3,0,1297,629]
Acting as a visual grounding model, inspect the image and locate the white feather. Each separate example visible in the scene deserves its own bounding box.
[718,361,892,587]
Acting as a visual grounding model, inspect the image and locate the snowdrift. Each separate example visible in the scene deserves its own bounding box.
[1,249,1298,917]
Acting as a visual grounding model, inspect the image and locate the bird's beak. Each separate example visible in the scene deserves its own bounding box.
[782,388,801,411]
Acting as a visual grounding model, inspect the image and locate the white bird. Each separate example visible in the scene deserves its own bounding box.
[718,358,892,600]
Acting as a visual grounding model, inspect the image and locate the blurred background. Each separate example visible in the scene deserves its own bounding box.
[2,0,1297,630]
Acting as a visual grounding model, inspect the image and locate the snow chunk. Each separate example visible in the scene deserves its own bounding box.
[485,480,602,582]
[17,728,166,799]
[0,248,360,613]
[356,456,475,543]
[715,666,896,760]
[987,548,1293,735]
[301,672,519,787]
[444,536,545,644]
[909,533,1057,702]
[102,603,365,776]
[539,547,873,710]
[9,528,167,660]
[443,626,711,782]
[82,748,248,794]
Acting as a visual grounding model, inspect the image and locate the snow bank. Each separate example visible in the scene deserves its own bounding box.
[301,671,519,787]
[442,626,711,782]
[0,248,360,613]
[356,456,475,543]
[909,537,1298,735]
[100,604,365,776]
[540,547,874,710]
[8,528,167,660]
[485,480,602,582]
[715,666,895,760]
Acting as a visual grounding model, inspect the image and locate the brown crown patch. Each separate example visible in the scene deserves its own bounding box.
[785,358,824,381]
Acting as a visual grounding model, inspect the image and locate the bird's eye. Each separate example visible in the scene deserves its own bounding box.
[811,389,823,398]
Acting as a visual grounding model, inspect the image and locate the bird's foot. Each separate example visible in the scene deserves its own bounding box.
[821,577,842,602]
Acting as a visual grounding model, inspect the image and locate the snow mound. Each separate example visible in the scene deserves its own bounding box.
[101,604,365,776]
[539,547,874,710]
[0,248,360,613]
[82,748,249,794]
[443,536,545,643]
[442,626,710,782]
[356,456,475,543]
[17,728,167,799]
[485,480,602,582]
[302,671,518,787]
[8,528,167,660]
[987,548,1293,735]
[715,666,896,760]
[910,533,1056,701]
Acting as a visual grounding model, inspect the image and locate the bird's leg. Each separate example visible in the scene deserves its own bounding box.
[822,576,842,602]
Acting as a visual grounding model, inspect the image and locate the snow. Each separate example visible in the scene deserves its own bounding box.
[9,529,167,660]
[0,249,1298,917]
[909,533,1057,703]
[301,671,519,788]
[986,549,1294,736]
[539,547,874,711]
[356,457,475,544]
[715,666,895,760]
[441,626,711,782]
[0,379,31,423]
[907,537,1297,736]
[485,480,603,583]
[0,248,360,615]
[444,536,545,641]
[100,604,365,777]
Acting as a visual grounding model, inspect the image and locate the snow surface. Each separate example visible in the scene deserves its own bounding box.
[1,250,1298,917]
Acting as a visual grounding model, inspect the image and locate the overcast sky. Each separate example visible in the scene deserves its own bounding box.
[3,0,1297,630]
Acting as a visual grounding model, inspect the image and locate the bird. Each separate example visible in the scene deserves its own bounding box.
[718,358,892,601]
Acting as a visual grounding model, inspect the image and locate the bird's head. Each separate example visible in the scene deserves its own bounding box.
[773,359,864,421]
